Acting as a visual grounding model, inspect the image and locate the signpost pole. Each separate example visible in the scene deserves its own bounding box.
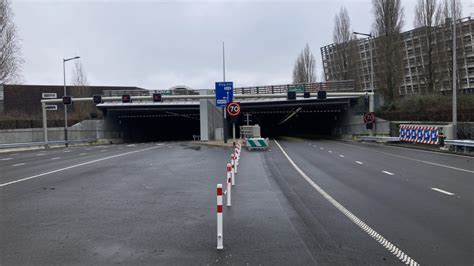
[222,42,228,144]
[42,102,49,150]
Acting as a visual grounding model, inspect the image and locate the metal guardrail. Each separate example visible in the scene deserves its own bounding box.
[0,139,97,149]
[234,81,355,95]
[358,136,400,142]
[444,140,474,148]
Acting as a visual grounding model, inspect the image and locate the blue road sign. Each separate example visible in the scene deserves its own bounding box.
[400,129,405,138]
[215,82,234,107]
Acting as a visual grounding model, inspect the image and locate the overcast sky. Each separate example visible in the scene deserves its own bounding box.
[12,0,473,90]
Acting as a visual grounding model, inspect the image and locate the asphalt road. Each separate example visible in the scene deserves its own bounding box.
[1,140,473,265]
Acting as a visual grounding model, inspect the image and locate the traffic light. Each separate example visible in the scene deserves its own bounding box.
[317,90,327,100]
[304,92,311,98]
[287,91,296,100]
[122,94,131,103]
[152,93,162,102]
[93,95,102,104]
[62,96,72,105]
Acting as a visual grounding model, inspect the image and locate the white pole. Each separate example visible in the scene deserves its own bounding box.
[231,154,235,186]
[452,1,457,140]
[226,164,232,207]
[217,184,224,250]
[42,102,49,149]
[234,150,238,174]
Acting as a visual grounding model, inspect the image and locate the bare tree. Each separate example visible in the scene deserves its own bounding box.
[292,44,316,84]
[70,60,92,120]
[0,0,23,83]
[414,0,439,94]
[333,7,352,44]
[332,6,359,83]
[436,0,462,24]
[372,0,404,102]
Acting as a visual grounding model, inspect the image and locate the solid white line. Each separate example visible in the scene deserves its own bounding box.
[355,161,364,165]
[382,171,395,176]
[12,163,26,167]
[0,145,166,187]
[431,187,455,196]
[339,155,344,158]
[274,140,419,266]
[333,141,473,174]
[1,158,13,161]
[79,153,87,155]
[51,157,61,160]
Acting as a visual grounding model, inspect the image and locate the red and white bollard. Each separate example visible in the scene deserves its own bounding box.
[217,184,223,250]
[234,150,239,174]
[226,165,232,207]
[231,154,236,186]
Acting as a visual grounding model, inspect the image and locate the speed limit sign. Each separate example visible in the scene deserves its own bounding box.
[226,102,241,117]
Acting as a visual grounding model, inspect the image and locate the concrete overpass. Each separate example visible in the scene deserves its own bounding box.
[40,86,375,143]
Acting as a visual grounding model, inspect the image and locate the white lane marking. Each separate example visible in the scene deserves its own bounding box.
[431,187,455,196]
[334,141,473,174]
[1,158,13,161]
[36,153,46,156]
[79,153,87,156]
[63,150,71,153]
[0,145,167,187]
[12,163,26,167]
[339,155,344,158]
[320,147,324,150]
[382,171,395,176]
[127,144,136,147]
[51,157,61,160]
[101,150,107,152]
[328,150,333,153]
[274,140,419,266]
[355,161,364,165]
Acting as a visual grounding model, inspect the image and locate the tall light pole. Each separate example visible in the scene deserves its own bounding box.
[63,56,80,147]
[452,1,457,140]
[353,32,374,92]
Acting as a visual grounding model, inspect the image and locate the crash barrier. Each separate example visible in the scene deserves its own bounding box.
[399,125,440,145]
[444,139,474,153]
[245,137,269,150]
[216,141,242,249]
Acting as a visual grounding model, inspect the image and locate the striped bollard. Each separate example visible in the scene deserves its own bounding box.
[231,154,236,186]
[217,184,223,250]
[234,150,239,174]
[226,164,232,207]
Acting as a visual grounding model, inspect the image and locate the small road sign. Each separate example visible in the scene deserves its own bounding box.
[226,102,241,117]
[42,93,57,99]
[288,87,304,93]
[363,112,375,124]
[45,105,58,111]
[215,82,233,107]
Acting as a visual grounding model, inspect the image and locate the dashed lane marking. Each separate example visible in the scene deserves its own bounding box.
[382,171,395,176]
[12,163,25,167]
[36,153,46,156]
[328,151,333,153]
[1,158,13,161]
[355,161,364,165]
[320,148,324,150]
[431,188,455,196]
[101,150,107,152]
[0,145,168,187]
[274,140,419,266]
[79,153,87,156]
[51,157,61,160]
[63,150,71,153]
[339,155,344,158]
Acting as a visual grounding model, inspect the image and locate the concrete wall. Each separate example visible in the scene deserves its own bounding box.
[333,112,391,138]
[199,89,223,141]
[0,119,122,144]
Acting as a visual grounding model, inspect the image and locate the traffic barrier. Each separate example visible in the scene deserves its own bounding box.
[399,124,439,145]
[231,154,236,186]
[217,184,223,250]
[246,137,269,150]
[226,163,232,207]
[234,150,239,174]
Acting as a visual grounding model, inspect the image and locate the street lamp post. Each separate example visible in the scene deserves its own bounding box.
[63,56,80,147]
[353,32,374,92]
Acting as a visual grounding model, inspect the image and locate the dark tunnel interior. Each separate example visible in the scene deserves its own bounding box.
[106,105,345,143]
